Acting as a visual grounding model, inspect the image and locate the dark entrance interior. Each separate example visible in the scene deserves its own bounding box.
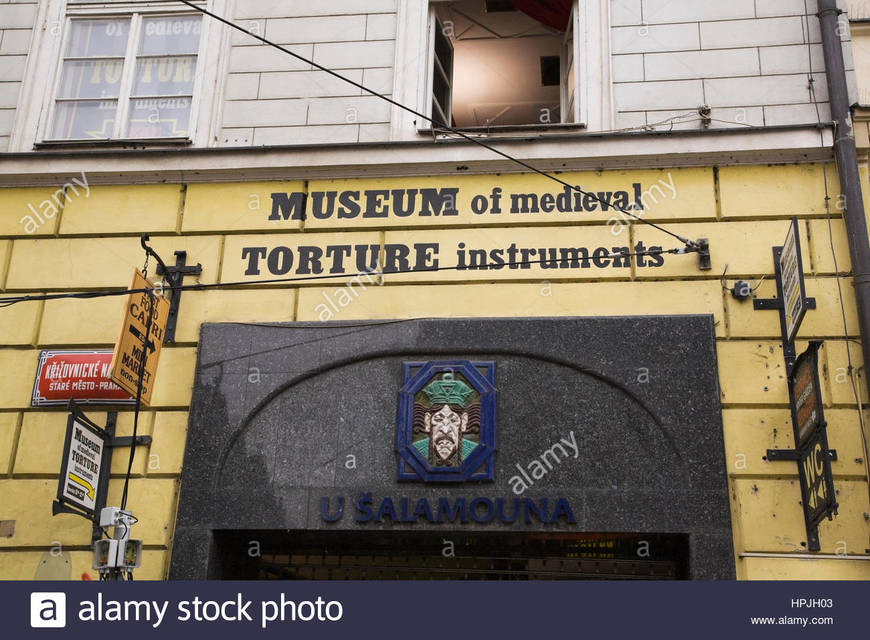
[211,531,690,580]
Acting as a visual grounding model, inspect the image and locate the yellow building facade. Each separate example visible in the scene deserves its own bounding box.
[1,153,869,580]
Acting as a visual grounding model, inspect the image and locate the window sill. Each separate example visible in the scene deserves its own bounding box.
[418,122,587,137]
[34,137,193,151]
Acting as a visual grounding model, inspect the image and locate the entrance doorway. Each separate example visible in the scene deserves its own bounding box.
[211,531,690,580]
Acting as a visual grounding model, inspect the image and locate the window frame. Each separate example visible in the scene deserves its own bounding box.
[11,0,228,150]
[47,11,204,142]
[391,0,613,139]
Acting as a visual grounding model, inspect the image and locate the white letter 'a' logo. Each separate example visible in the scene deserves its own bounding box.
[30,593,66,628]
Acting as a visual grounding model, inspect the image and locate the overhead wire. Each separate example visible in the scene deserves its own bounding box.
[171,0,698,250]
[0,245,690,307]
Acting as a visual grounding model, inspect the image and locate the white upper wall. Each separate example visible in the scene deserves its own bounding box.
[611,0,854,130]
[217,0,860,144]
[0,0,859,151]
[0,1,38,152]
[222,0,398,146]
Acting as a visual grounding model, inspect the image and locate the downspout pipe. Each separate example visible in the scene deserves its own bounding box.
[818,0,870,383]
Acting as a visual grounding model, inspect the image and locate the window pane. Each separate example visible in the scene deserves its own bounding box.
[57,59,124,99]
[127,96,193,138]
[433,74,450,120]
[66,19,131,57]
[51,100,117,139]
[139,16,202,55]
[433,21,453,72]
[133,56,197,95]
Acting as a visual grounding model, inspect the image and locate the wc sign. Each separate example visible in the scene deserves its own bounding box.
[789,342,837,534]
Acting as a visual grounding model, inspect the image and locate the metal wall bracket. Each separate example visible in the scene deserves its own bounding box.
[141,234,202,344]
[105,435,152,448]
[156,251,202,344]
[753,297,817,311]
[696,238,711,270]
[766,448,837,462]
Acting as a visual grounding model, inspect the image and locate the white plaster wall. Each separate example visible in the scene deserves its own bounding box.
[0,0,37,151]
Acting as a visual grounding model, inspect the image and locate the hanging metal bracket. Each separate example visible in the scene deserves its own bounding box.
[140,234,202,344]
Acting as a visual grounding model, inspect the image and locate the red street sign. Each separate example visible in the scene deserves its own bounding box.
[31,350,135,407]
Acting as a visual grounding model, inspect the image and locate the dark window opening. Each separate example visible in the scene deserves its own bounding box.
[211,530,691,580]
[540,55,560,86]
[485,0,517,12]
[432,0,575,128]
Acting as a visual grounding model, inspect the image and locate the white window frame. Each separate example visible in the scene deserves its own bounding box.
[10,0,229,150]
[390,0,613,140]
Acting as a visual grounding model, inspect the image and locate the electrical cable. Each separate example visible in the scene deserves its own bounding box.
[172,0,697,250]
[822,164,870,536]
[119,289,155,511]
[806,0,870,544]
[0,245,695,307]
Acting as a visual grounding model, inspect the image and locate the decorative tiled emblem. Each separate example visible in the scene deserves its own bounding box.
[397,361,496,482]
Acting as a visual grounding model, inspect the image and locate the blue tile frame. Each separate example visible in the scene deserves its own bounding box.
[396,360,497,482]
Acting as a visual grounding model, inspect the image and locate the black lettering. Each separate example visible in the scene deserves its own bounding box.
[519,247,536,269]
[241,247,267,275]
[325,245,352,273]
[592,247,611,268]
[296,246,324,275]
[413,242,439,271]
[267,246,294,275]
[633,183,644,210]
[383,244,410,273]
[392,189,417,217]
[646,245,665,267]
[488,248,505,269]
[582,192,598,211]
[613,190,629,209]
[354,244,380,272]
[363,190,390,218]
[511,193,539,214]
[269,192,306,221]
[420,188,459,216]
[507,243,520,269]
[634,241,648,268]
[559,247,591,269]
[338,191,361,218]
[539,248,559,269]
[556,186,573,212]
[468,249,487,269]
[611,246,631,268]
[540,193,556,213]
[310,191,337,219]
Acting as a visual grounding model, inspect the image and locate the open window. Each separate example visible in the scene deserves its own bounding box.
[427,0,581,129]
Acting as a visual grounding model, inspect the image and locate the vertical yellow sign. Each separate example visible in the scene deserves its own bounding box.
[109,269,170,406]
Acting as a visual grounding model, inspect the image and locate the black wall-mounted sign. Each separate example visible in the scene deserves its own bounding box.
[790,343,837,542]
[753,217,816,375]
[755,222,837,550]
[766,342,838,550]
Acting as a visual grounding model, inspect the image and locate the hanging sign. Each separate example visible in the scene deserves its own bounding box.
[789,342,837,539]
[779,217,809,344]
[109,269,170,406]
[791,345,823,448]
[31,350,134,407]
[56,411,108,516]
